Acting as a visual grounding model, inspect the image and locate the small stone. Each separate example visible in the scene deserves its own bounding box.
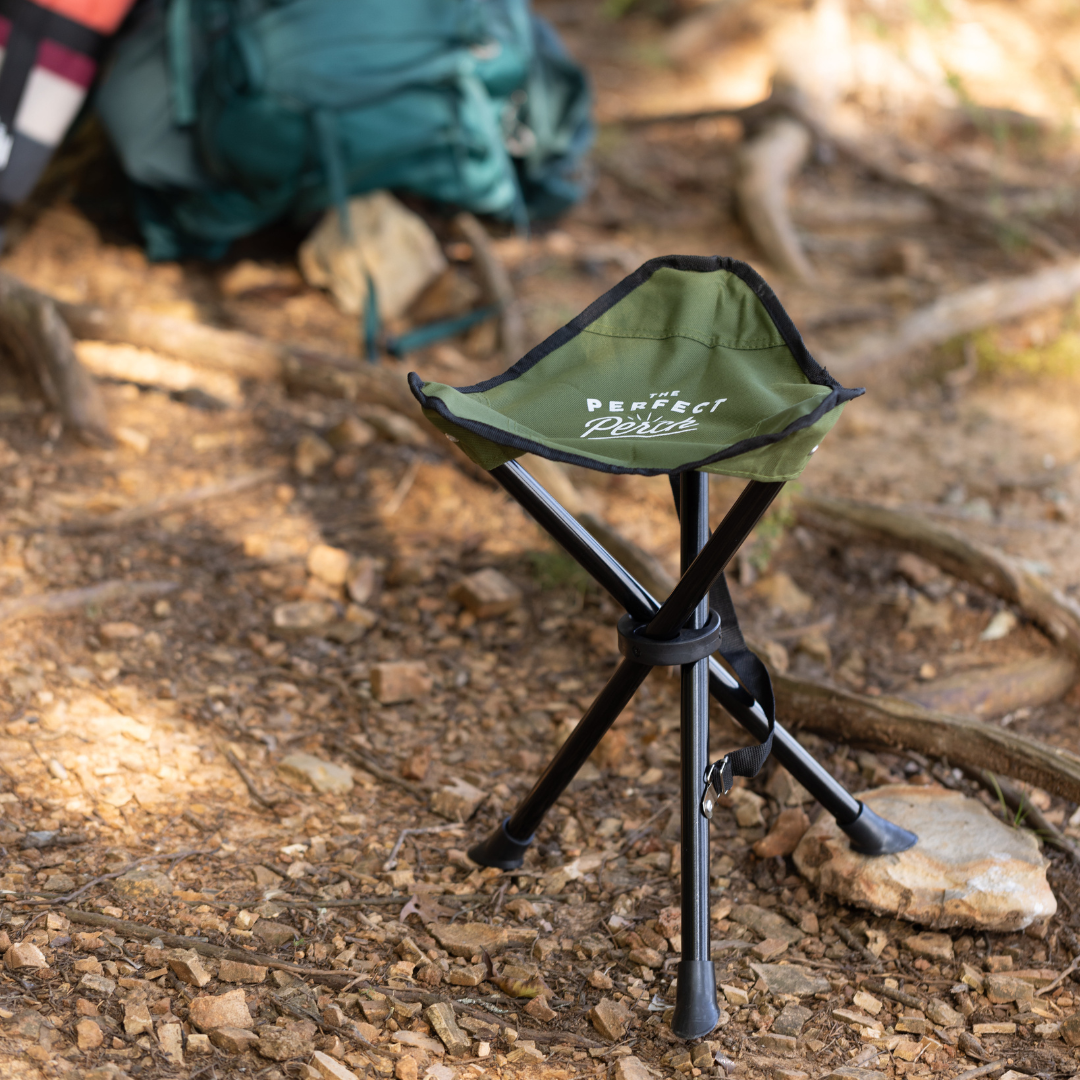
[751,937,789,962]
[765,766,811,807]
[123,1003,153,1036]
[833,1008,884,1033]
[985,954,1013,972]
[893,1042,924,1062]
[925,998,964,1027]
[907,593,952,632]
[627,946,664,969]
[505,1040,545,1064]
[257,1021,317,1061]
[820,1070,885,1080]
[253,921,297,948]
[749,962,831,996]
[523,996,557,1023]
[430,777,486,822]
[758,1034,797,1053]
[773,1070,810,1080]
[251,865,283,887]
[210,1027,260,1052]
[279,752,354,795]
[795,630,831,667]
[588,969,613,990]
[396,1057,419,1080]
[312,1050,361,1080]
[973,1022,1016,1036]
[424,1001,471,1056]
[985,973,1034,1005]
[326,416,377,450]
[295,432,335,477]
[773,1003,813,1037]
[852,991,883,1016]
[5,942,48,970]
[307,544,352,587]
[77,1018,104,1050]
[168,950,212,988]
[721,984,749,1007]
[905,933,954,962]
[113,868,174,901]
[272,600,338,630]
[447,964,485,987]
[731,787,766,828]
[450,568,522,619]
[189,989,254,1031]
[753,808,811,858]
[1061,1013,1080,1046]
[346,557,379,605]
[76,999,99,1017]
[218,959,268,983]
[371,661,432,704]
[754,572,813,617]
[612,1056,652,1080]
[793,784,1057,930]
[394,1030,444,1055]
[729,904,803,945]
[896,1018,934,1036]
[188,1033,213,1054]
[589,997,632,1041]
[358,407,427,446]
[99,621,142,642]
[430,922,508,958]
[78,973,117,995]
[158,1022,185,1065]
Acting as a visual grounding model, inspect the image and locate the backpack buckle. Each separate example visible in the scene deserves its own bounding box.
[700,756,733,820]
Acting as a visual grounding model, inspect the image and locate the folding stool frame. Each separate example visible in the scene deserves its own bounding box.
[467,459,916,1040]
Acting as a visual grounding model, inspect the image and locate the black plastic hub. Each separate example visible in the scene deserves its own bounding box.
[617,609,721,666]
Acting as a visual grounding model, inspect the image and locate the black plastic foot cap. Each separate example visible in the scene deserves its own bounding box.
[468,817,535,870]
[672,960,720,1040]
[842,801,918,856]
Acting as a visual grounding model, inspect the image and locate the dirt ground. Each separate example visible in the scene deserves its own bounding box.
[2,2,1080,1080]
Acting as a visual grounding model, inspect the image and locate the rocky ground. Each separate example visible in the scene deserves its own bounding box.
[3,2,1080,1080]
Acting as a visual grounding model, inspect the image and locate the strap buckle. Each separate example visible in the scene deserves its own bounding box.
[700,756,734,820]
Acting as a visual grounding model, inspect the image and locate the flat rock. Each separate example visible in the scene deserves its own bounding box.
[256,1020,316,1061]
[749,963,831,996]
[424,1002,470,1055]
[773,1003,813,1036]
[5,942,48,970]
[279,752,353,795]
[430,922,507,957]
[905,932,953,961]
[754,807,811,859]
[430,777,486,822]
[219,959,268,983]
[211,1027,260,1053]
[253,920,297,948]
[113,868,173,900]
[168,950,211,987]
[312,1050,361,1080]
[159,1022,185,1065]
[729,904,803,945]
[793,784,1057,930]
[189,989,253,1032]
[821,1070,886,1080]
[450,568,522,618]
[371,660,432,704]
[758,1033,797,1053]
[612,1056,653,1080]
[589,997,632,1041]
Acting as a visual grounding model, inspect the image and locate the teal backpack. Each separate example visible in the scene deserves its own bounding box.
[96,0,593,261]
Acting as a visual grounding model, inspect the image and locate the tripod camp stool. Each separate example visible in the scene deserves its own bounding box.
[409,255,917,1041]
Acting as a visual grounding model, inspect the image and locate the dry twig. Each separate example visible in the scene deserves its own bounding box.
[0,579,177,626]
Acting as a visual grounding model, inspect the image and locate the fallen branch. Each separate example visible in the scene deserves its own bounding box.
[0,579,176,626]
[59,468,279,535]
[734,117,814,280]
[0,270,110,444]
[773,672,1080,802]
[827,258,1080,373]
[56,907,353,987]
[795,495,1080,664]
[831,920,884,972]
[329,738,425,799]
[453,212,527,364]
[222,746,285,814]
[74,340,243,407]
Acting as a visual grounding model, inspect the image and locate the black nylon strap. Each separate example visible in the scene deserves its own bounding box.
[0,0,106,57]
[668,476,775,786]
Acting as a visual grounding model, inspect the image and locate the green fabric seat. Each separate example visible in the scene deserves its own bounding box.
[409,255,862,480]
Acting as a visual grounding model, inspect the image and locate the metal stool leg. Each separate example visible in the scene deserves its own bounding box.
[673,470,720,1039]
